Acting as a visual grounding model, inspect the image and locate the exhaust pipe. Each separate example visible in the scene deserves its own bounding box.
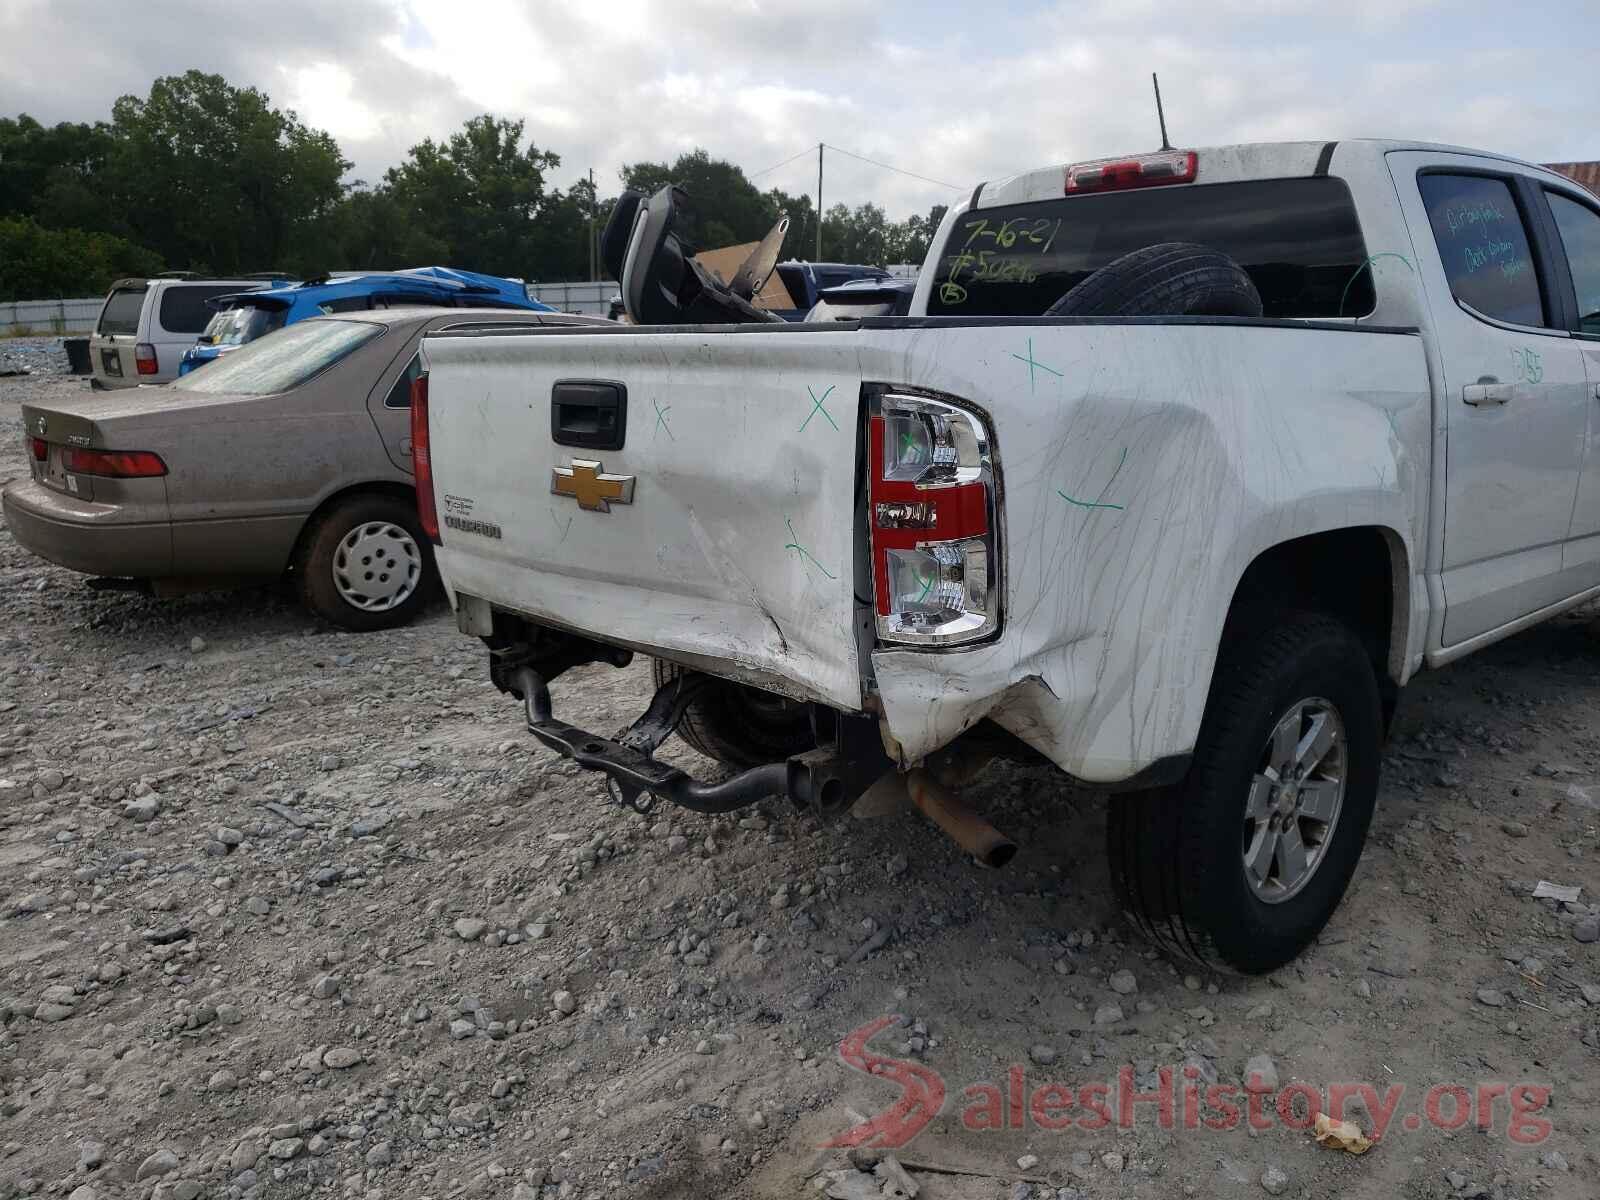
[905,768,1018,869]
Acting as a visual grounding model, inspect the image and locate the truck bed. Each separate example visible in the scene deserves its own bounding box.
[422,315,1429,782]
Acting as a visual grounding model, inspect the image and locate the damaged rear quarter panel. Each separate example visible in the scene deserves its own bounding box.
[859,321,1429,783]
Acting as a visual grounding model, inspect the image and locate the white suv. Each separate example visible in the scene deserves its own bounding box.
[89,276,277,388]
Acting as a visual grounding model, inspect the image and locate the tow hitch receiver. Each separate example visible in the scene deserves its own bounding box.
[511,665,878,816]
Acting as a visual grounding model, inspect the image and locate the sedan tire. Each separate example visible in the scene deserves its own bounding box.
[297,493,435,632]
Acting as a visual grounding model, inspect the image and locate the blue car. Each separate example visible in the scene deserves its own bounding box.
[178,267,552,374]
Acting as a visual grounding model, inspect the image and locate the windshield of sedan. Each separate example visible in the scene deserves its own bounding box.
[201,304,286,346]
[171,319,382,395]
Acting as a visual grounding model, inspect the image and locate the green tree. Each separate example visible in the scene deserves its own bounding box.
[898,203,949,265]
[107,70,348,273]
[0,115,124,235]
[0,215,162,301]
[821,201,891,265]
[306,183,446,275]
[385,114,564,277]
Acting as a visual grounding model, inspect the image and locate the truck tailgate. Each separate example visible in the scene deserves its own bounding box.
[422,328,866,709]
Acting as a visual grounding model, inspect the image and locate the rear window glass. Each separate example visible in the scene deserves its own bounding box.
[172,319,381,395]
[1417,173,1544,328]
[159,284,250,334]
[205,305,287,346]
[927,177,1376,319]
[373,293,451,309]
[97,286,146,335]
[317,296,371,314]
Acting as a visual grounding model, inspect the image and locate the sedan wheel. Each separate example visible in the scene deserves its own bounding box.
[296,493,436,632]
[332,521,421,612]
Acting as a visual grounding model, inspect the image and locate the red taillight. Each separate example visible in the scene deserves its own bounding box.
[867,393,998,646]
[135,343,158,375]
[63,448,167,478]
[1065,149,1197,194]
[30,437,47,461]
[410,374,439,543]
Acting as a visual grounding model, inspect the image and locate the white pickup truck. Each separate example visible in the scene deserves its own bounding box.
[414,140,1600,974]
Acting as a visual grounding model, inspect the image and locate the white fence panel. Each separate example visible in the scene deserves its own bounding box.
[526,281,615,315]
[0,297,102,335]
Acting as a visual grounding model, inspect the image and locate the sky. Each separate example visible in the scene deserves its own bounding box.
[1,0,1596,221]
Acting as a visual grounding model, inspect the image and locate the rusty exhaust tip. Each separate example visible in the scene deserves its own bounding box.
[905,768,1018,869]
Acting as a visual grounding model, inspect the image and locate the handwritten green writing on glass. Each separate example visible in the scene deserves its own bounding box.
[1444,200,1507,237]
[1438,198,1530,282]
[937,216,1064,306]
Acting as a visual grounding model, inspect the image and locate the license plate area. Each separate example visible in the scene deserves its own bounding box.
[100,348,123,377]
[42,446,91,499]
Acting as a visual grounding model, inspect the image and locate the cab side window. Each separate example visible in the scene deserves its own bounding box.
[1417,173,1545,328]
[1547,191,1600,336]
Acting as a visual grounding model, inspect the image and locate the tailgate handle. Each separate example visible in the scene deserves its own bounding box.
[551,380,627,451]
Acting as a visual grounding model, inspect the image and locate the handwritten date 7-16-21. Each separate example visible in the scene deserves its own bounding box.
[938,216,1064,305]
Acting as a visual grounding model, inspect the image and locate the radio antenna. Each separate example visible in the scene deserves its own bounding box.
[1152,72,1172,151]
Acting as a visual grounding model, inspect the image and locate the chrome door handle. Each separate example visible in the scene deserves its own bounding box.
[1463,381,1513,406]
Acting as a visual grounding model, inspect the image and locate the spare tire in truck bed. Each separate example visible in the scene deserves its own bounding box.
[1046,241,1263,318]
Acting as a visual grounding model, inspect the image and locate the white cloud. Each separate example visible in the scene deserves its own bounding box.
[0,0,1590,224]
[282,63,380,142]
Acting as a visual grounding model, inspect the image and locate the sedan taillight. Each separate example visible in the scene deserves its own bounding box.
[64,448,167,478]
[30,437,46,461]
[868,390,999,646]
[410,373,440,543]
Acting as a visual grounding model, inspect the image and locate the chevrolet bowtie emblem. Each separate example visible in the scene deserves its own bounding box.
[550,459,635,512]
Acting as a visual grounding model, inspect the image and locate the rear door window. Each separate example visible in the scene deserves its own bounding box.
[927,177,1376,318]
[1416,173,1545,328]
[171,319,382,395]
[159,284,250,334]
[96,286,146,335]
[1546,190,1600,336]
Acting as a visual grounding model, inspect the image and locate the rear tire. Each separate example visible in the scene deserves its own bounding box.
[651,658,815,769]
[296,493,435,632]
[1107,612,1381,974]
[1047,241,1263,318]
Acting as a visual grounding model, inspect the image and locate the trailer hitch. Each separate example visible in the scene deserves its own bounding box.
[510,665,863,816]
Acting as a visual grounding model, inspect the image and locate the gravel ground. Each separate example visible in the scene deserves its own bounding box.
[1,371,1597,1200]
[0,338,71,379]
